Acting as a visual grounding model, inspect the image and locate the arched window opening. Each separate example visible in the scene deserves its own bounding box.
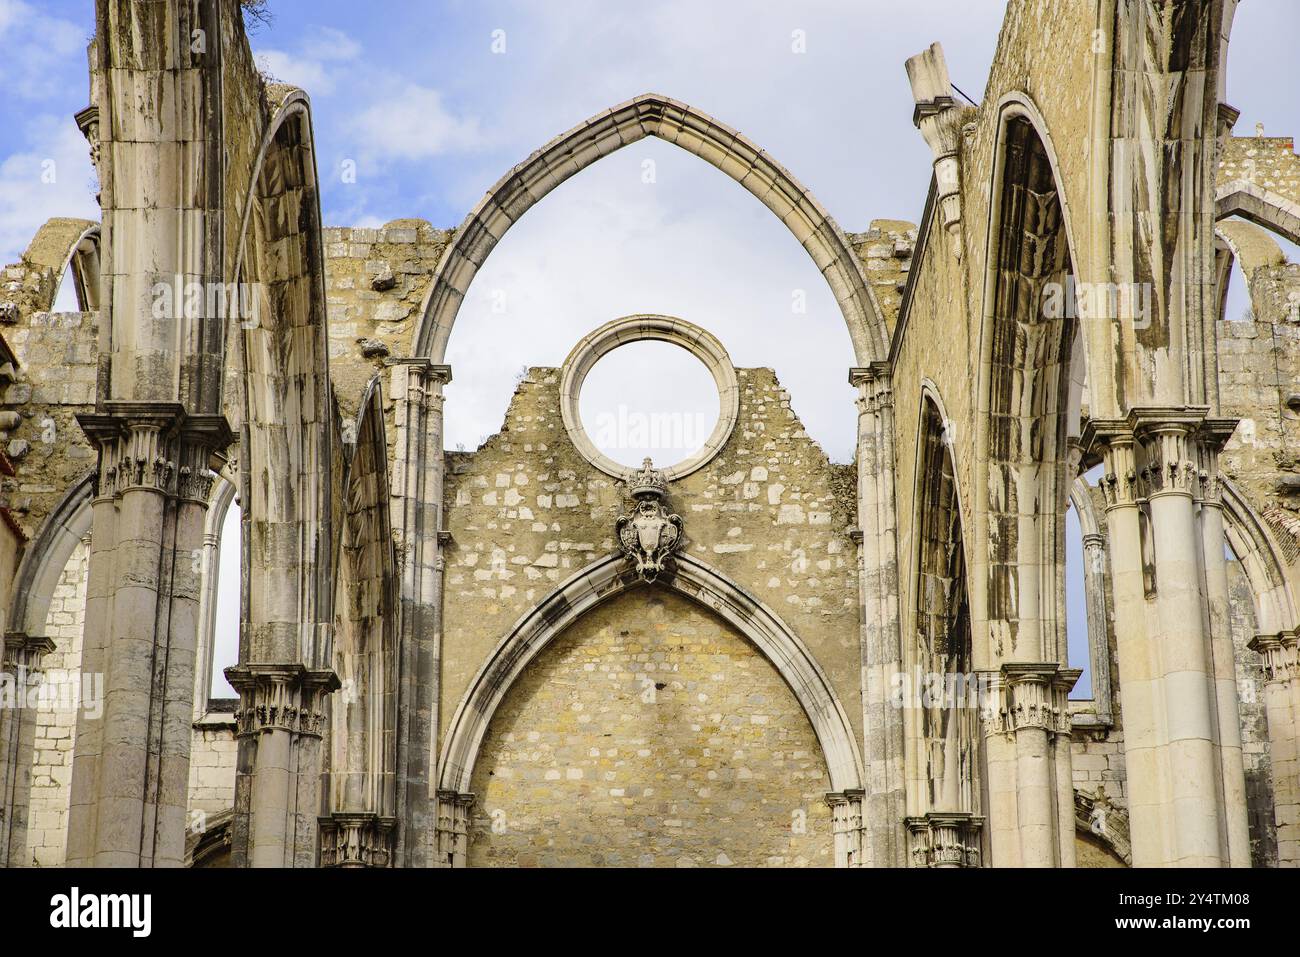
[1065,501,1092,699]
[443,139,859,462]
[208,497,241,703]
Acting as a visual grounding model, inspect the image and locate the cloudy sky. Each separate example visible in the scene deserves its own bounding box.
[2,1,1298,695]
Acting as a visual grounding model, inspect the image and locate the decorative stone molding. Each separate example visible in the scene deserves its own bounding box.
[904,43,970,257]
[226,663,340,739]
[558,314,739,482]
[1,631,56,673]
[1249,630,1299,683]
[615,459,684,582]
[1084,408,1239,506]
[905,812,983,868]
[76,402,232,503]
[825,789,866,868]
[982,663,1077,736]
[318,813,396,868]
[1074,788,1133,865]
[434,790,475,868]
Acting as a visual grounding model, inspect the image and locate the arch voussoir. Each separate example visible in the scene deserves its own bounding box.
[412,93,888,363]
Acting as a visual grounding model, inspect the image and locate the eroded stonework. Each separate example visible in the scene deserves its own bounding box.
[0,0,1298,870]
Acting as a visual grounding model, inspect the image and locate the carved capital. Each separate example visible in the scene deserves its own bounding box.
[1,631,56,672]
[226,663,340,738]
[318,813,396,868]
[905,812,983,868]
[825,789,866,868]
[434,790,475,868]
[1249,630,1299,684]
[77,402,231,503]
[983,663,1074,736]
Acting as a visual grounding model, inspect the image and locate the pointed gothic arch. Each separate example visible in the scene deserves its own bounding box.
[411,93,889,364]
[972,95,1084,669]
[438,552,864,798]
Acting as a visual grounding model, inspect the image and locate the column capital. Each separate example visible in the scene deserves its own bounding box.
[904,812,983,868]
[1084,407,1238,505]
[1248,630,1299,683]
[386,357,452,384]
[77,402,233,502]
[1,631,56,669]
[318,813,396,868]
[984,663,1074,735]
[225,663,340,738]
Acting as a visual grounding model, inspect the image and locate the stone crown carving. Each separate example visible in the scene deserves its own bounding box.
[616,458,683,582]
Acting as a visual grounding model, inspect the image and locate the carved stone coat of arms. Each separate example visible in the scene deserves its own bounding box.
[615,458,684,582]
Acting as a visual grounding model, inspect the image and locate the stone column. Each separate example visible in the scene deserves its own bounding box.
[850,364,905,867]
[0,632,55,866]
[434,789,474,868]
[1250,630,1299,865]
[1085,411,1250,866]
[1196,440,1252,867]
[389,360,451,868]
[226,664,338,867]
[825,790,866,868]
[66,406,229,867]
[980,663,1077,867]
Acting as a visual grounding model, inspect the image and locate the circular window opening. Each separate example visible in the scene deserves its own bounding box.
[577,340,722,472]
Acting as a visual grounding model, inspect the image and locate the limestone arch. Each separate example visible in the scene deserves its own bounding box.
[230,88,337,669]
[1221,479,1300,635]
[972,94,1086,669]
[7,471,94,640]
[1215,181,1300,247]
[411,93,889,365]
[438,552,865,798]
[904,389,981,831]
[10,219,101,316]
[327,377,398,821]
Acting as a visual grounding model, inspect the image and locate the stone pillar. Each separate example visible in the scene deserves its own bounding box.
[1250,631,1299,865]
[66,406,228,867]
[319,812,396,868]
[0,632,55,866]
[850,364,906,867]
[434,789,474,868]
[905,812,982,868]
[1085,410,1249,866]
[227,664,338,867]
[1196,445,1252,867]
[390,360,451,867]
[825,790,866,868]
[980,663,1077,867]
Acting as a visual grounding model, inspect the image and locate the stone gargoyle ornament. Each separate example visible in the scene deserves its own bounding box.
[615,458,684,582]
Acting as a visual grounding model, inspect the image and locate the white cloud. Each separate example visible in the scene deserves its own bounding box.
[0,114,98,265]
[256,49,336,94]
[255,25,363,96]
[0,0,89,101]
[351,84,483,163]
